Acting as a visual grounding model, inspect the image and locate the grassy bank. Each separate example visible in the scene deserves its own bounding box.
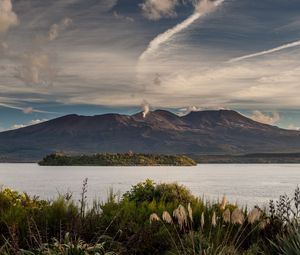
[0,179,300,254]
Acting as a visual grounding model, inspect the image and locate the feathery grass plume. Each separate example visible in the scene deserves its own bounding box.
[162,211,173,224]
[248,208,262,224]
[212,211,217,227]
[259,218,270,230]
[173,204,188,229]
[231,208,245,225]
[149,213,160,223]
[201,212,205,229]
[188,203,193,222]
[220,195,228,210]
[223,208,231,223]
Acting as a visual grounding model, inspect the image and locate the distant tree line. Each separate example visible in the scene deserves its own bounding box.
[38,152,197,166]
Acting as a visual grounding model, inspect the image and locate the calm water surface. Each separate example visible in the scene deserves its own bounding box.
[0,164,300,207]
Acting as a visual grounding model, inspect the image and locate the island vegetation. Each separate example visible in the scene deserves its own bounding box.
[38,152,197,166]
[1,179,300,254]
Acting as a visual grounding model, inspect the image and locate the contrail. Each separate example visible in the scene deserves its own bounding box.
[139,0,225,61]
[229,40,300,63]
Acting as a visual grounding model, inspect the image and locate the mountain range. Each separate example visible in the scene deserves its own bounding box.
[0,110,300,162]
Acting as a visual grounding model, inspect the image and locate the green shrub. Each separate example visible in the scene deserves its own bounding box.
[123,179,196,204]
[0,181,300,254]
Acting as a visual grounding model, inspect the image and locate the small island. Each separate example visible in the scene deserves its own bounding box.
[38,152,197,166]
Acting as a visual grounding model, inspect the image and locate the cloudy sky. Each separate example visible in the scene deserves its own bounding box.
[0,0,300,130]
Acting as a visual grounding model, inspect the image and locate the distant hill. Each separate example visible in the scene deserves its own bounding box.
[0,110,300,162]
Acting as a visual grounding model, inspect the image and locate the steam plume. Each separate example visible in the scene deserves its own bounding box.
[141,100,150,118]
[139,0,225,60]
[229,40,300,63]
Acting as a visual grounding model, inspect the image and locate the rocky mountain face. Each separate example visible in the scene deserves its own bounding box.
[0,110,299,162]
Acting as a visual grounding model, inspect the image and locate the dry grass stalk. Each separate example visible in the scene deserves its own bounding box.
[201,212,205,229]
[220,195,228,210]
[188,203,193,222]
[212,211,217,227]
[259,218,270,230]
[231,208,245,225]
[223,208,231,223]
[248,208,261,224]
[149,213,160,223]
[173,204,188,229]
[162,211,173,224]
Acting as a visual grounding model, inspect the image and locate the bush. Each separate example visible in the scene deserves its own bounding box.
[0,181,300,254]
[123,179,196,204]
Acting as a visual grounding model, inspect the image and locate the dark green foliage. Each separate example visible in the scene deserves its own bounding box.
[0,181,300,254]
[271,224,300,255]
[124,179,196,204]
[39,153,197,166]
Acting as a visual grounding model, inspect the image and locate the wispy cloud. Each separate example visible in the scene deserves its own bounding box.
[177,106,203,116]
[288,124,300,131]
[0,103,55,114]
[249,110,280,125]
[1,0,300,124]
[11,119,48,130]
[140,0,179,20]
[48,17,72,41]
[0,0,18,33]
[229,40,300,63]
[16,52,57,87]
[113,11,134,22]
[139,0,225,60]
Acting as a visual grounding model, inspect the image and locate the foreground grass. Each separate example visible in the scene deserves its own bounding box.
[0,179,300,254]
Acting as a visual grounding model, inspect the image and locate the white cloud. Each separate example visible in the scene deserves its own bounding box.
[177,106,203,116]
[139,0,224,60]
[16,52,57,86]
[229,40,300,63]
[140,0,179,20]
[22,107,34,114]
[288,124,300,131]
[0,0,18,33]
[11,119,48,130]
[249,111,280,125]
[48,17,72,41]
[1,0,300,114]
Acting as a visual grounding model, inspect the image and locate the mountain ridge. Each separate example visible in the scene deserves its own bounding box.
[0,109,299,162]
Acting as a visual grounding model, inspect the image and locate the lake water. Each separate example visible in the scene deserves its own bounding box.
[0,164,300,208]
